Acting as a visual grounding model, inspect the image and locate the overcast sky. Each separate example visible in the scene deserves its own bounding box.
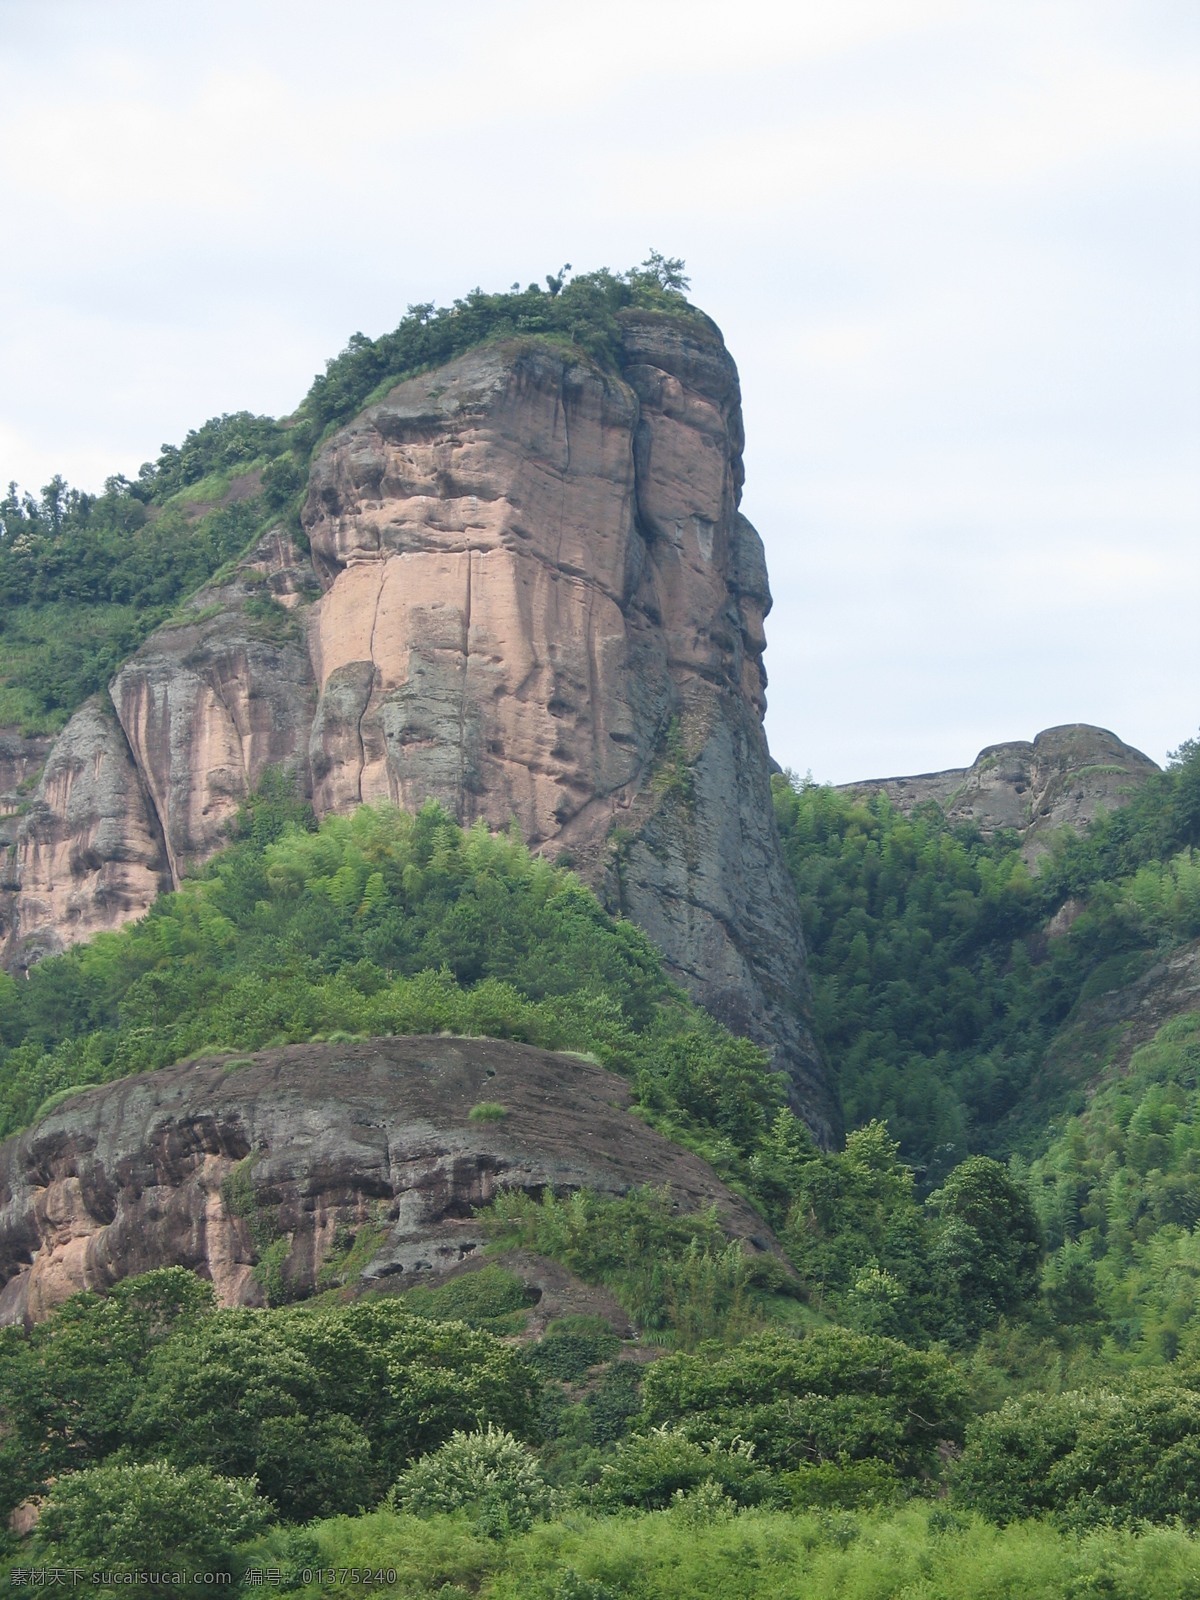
[1,0,1197,782]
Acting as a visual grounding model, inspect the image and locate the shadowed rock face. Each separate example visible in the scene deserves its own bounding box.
[0,1036,782,1324]
[0,311,836,1141]
[841,725,1160,864]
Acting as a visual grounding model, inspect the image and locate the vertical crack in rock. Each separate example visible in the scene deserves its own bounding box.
[459,549,473,817]
[358,567,385,806]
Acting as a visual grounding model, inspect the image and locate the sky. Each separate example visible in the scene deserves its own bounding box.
[1,0,1197,783]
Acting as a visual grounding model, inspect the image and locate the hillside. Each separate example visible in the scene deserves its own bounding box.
[774,729,1200,1173]
[2,268,1200,1589]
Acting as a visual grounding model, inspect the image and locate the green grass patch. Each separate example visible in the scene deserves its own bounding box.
[469,1101,510,1122]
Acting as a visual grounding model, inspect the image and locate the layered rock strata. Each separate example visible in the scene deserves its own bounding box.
[842,724,1159,862]
[0,312,836,1140]
[0,1035,782,1324]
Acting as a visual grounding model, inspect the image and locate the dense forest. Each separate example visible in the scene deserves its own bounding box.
[2,267,1200,1591]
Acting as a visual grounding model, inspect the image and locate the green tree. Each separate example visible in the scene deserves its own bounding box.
[640,1328,967,1476]
[0,1269,214,1515]
[956,1383,1200,1529]
[391,1425,553,1536]
[927,1156,1042,1339]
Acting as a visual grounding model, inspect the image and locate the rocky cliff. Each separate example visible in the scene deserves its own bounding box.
[0,1035,781,1324]
[841,724,1158,861]
[0,310,836,1141]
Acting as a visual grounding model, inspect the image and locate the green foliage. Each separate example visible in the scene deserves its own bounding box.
[400,1265,533,1335]
[1023,1012,1200,1361]
[926,1156,1043,1340]
[776,1122,1043,1347]
[956,1381,1200,1529]
[137,412,284,501]
[0,802,780,1166]
[0,1268,214,1514]
[484,1187,765,1347]
[0,1272,538,1526]
[316,1221,389,1293]
[390,1424,553,1536]
[0,482,267,728]
[469,1100,510,1122]
[233,1502,1200,1600]
[33,1458,270,1571]
[782,1119,933,1336]
[588,1425,769,1511]
[527,1318,620,1381]
[583,1362,644,1447]
[639,1328,969,1477]
[300,257,700,436]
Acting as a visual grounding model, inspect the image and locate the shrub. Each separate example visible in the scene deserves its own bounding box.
[955,1382,1200,1529]
[640,1328,968,1476]
[528,1318,620,1381]
[588,1425,769,1511]
[390,1425,552,1536]
[401,1265,532,1334]
[34,1459,270,1568]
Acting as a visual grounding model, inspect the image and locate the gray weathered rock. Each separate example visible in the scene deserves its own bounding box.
[0,1035,783,1324]
[841,724,1159,864]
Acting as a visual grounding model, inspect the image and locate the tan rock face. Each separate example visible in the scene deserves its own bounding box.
[0,313,836,1140]
[304,341,657,841]
[300,315,829,1133]
[110,528,318,884]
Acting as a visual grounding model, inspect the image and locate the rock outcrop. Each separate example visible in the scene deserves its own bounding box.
[0,1035,782,1324]
[0,311,837,1141]
[841,725,1159,862]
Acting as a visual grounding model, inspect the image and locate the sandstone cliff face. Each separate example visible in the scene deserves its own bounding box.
[842,725,1159,862]
[301,314,830,1134]
[0,1036,780,1324]
[0,313,835,1140]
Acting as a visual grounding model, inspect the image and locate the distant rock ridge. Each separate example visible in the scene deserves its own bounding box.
[840,724,1159,860]
[0,310,837,1142]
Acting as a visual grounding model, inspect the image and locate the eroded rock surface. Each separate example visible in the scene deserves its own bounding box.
[0,1035,781,1324]
[842,725,1159,862]
[301,314,829,1132]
